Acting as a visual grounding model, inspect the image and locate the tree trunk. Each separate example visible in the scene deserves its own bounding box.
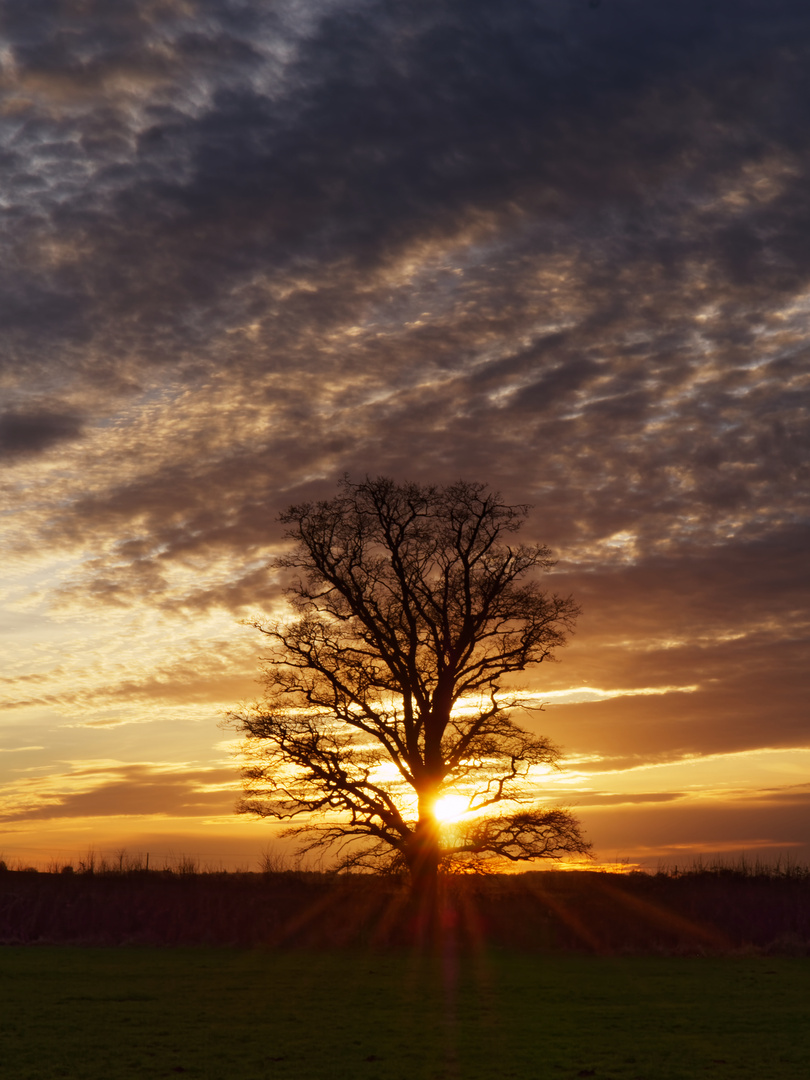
[411,710,447,901]
[407,816,440,896]
[405,809,441,945]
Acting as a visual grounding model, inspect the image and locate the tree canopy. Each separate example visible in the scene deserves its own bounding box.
[231,477,590,891]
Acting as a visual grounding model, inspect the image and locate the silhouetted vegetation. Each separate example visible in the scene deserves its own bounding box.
[2,861,809,953]
[232,477,588,901]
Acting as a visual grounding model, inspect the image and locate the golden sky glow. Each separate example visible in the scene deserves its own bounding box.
[1,1,809,871]
[433,795,474,825]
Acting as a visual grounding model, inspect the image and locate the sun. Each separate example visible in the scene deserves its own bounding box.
[432,793,469,824]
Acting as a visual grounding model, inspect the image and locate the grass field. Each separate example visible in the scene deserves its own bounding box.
[1,947,808,1079]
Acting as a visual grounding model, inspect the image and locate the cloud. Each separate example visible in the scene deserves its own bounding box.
[580,796,810,863]
[3,0,807,587]
[570,791,687,808]
[0,761,239,823]
[0,409,84,458]
[1,0,808,861]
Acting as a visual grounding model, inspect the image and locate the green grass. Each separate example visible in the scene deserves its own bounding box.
[0,947,808,1079]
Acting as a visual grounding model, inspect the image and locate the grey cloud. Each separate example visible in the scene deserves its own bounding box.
[0,409,84,457]
[5,0,810,390]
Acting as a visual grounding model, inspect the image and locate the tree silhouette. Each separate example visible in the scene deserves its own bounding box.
[232,477,589,896]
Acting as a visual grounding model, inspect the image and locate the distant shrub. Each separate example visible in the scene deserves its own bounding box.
[78,851,96,875]
[657,855,810,881]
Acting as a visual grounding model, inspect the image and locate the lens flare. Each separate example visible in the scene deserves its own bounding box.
[432,794,469,823]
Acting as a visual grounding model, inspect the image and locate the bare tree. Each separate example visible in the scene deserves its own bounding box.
[231,477,589,896]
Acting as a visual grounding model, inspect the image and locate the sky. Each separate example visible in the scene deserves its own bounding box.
[1,0,809,872]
